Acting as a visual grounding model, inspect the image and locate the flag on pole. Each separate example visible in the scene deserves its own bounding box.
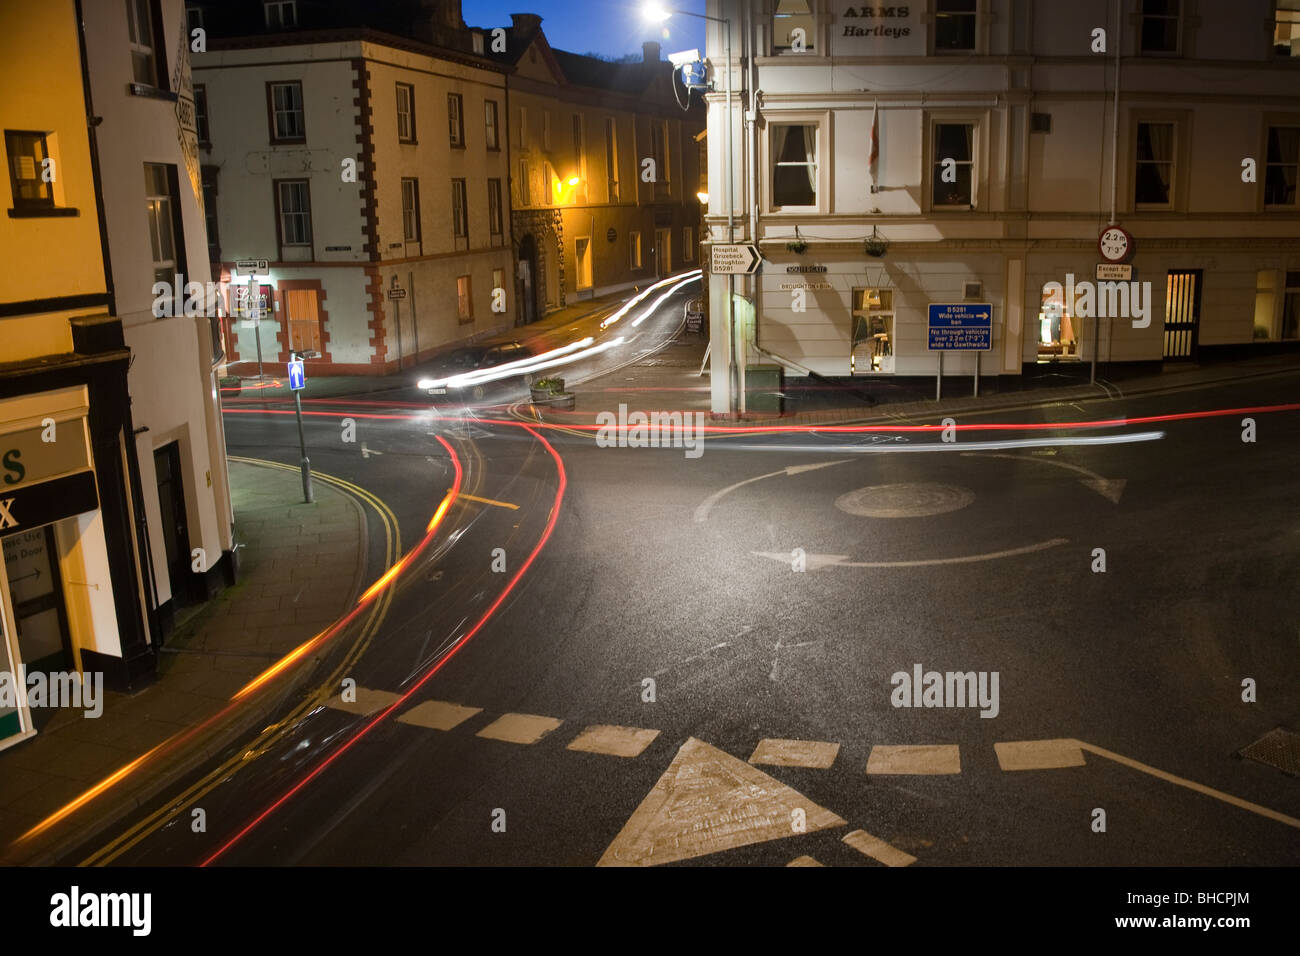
[868,101,879,185]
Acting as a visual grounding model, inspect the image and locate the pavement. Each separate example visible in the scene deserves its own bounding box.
[0,459,371,863]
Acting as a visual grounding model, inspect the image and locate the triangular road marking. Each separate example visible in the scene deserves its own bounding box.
[596,737,846,867]
[1078,477,1126,504]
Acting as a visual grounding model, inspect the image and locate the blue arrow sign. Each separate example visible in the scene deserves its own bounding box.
[928,303,993,351]
[287,359,305,390]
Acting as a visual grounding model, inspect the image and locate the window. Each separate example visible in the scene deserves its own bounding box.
[543,111,551,150]
[264,0,297,29]
[931,122,974,207]
[630,231,642,269]
[1285,270,1300,340]
[1134,122,1175,206]
[605,117,619,202]
[485,100,500,150]
[683,226,695,261]
[773,0,815,53]
[194,85,210,145]
[5,131,54,212]
[186,4,203,33]
[572,114,584,173]
[1140,0,1181,54]
[851,289,896,373]
[401,178,420,242]
[1276,1,1300,55]
[544,162,555,205]
[488,178,503,243]
[1265,125,1299,206]
[934,0,977,53]
[492,268,506,308]
[126,0,163,88]
[201,165,219,260]
[519,105,528,150]
[145,163,184,292]
[451,178,468,240]
[772,124,817,207]
[518,159,530,205]
[268,81,305,142]
[457,275,473,323]
[276,179,312,246]
[575,237,593,289]
[448,93,464,148]
[396,83,416,143]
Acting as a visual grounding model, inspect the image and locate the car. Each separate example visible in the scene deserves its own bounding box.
[420,341,536,400]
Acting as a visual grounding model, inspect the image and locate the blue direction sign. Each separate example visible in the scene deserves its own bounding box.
[287,359,305,390]
[928,303,993,351]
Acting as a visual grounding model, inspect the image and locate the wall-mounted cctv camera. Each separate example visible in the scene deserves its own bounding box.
[667,48,701,67]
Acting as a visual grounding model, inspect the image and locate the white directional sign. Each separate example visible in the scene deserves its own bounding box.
[710,243,761,275]
[387,287,407,300]
[234,258,269,273]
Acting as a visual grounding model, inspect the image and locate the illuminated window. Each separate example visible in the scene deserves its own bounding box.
[851,288,895,373]
[457,275,473,323]
[1276,1,1300,55]
[773,0,814,54]
[5,131,54,211]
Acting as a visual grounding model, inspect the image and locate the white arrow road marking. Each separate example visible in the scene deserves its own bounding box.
[360,441,382,459]
[693,459,853,523]
[959,451,1127,503]
[753,537,1069,569]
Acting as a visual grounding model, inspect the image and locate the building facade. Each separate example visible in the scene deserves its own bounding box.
[703,0,1300,413]
[483,16,706,324]
[1,0,234,749]
[192,1,514,374]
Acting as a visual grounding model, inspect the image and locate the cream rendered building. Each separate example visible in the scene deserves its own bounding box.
[702,0,1300,413]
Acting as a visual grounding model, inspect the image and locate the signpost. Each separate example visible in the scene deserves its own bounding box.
[1095,263,1133,281]
[235,258,269,273]
[387,277,407,369]
[288,354,313,503]
[235,260,270,383]
[928,303,993,400]
[710,243,761,275]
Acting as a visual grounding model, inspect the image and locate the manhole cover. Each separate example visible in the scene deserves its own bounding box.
[835,482,975,518]
[1239,728,1300,776]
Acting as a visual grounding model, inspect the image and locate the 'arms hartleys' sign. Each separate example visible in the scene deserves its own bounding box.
[833,6,922,55]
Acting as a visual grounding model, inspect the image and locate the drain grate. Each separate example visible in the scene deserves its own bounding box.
[1238,728,1300,776]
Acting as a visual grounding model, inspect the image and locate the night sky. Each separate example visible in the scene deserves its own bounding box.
[461,0,707,60]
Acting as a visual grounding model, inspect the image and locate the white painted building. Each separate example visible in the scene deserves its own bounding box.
[191,2,514,374]
[702,0,1300,413]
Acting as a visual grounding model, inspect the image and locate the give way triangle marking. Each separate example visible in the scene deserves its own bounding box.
[596,736,847,866]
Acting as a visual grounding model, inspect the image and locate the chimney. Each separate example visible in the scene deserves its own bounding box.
[511,13,543,40]
[642,40,661,63]
[415,1,468,48]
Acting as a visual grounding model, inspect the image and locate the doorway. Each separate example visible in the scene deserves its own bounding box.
[154,442,196,608]
[575,237,593,291]
[2,526,73,676]
[517,233,538,325]
[1163,270,1202,359]
[285,288,322,354]
[655,228,671,278]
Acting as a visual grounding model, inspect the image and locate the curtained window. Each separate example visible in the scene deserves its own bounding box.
[772,124,817,207]
[1135,122,1174,205]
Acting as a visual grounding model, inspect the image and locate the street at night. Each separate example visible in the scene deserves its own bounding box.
[2,0,1298,940]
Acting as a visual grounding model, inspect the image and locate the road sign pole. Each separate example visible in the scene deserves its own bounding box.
[254,319,265,384]
[974,350,980,398]
[294,388,313,504]
[936,351,943,401]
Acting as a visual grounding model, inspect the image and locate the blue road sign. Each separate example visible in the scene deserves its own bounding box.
[287,359,305,390]
[927,303,993,351]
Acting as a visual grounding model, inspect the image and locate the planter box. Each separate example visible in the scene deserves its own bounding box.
[533,391,576,411]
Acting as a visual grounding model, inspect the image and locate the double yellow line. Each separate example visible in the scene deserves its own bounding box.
[76,458,400,866]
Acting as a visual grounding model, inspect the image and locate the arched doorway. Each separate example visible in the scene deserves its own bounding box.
[517,233,539,325]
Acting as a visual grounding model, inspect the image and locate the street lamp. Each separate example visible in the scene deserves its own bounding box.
[640,2,738,413]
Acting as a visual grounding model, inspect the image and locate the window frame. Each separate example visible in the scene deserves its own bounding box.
[764,112,830,215]
[5,130,57,215]
[185,4,204,33]
[1138,0,1183,56]
[930,122,976,209]
[145,162,186,306]
[485,100,500,151]
[518,159,530,206]
[396,83,416,144]
[451,177,469,245]
[274,177,313,252]
[488,178,504,244]
[771,0,818,56]
[922,111,987,213]
[401,177,421,244]
[1262,117,1300,210]
[193,84,211,146]
[126,0,168,91]
[630,231,643,270]
[201,164,220,261]
[931,0,980,56]
[1274,0,1300,57]
[1128,113,1189,212]
[448,93,465,149]
[605,116,620,203]
[264,0,297,29]
[267,81,306,145]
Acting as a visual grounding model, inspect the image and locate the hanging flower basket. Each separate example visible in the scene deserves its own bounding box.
[785,239,808,254]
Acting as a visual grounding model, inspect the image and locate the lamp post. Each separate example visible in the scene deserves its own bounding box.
[643,2,736,414]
